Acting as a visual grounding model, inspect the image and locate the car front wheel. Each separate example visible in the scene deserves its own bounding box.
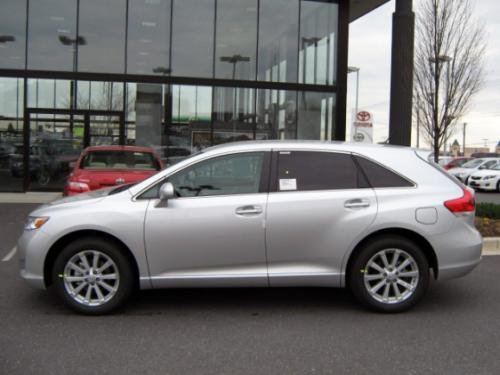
[348,236,429,313]
[52,237,134,315]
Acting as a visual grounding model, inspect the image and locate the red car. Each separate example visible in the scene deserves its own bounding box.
[64,145,164,196]
[442,157,474,170]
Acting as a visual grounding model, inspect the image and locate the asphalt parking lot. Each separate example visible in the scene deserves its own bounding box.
[1,203,500,375]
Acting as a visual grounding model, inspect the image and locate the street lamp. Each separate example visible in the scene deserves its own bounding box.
[0,35,15,44]
[220,55,251,121]
[220,54,251,80]
[301,37,322,84]
[59,35,87,107]
[152,66,171,75]
[348,66,360,117]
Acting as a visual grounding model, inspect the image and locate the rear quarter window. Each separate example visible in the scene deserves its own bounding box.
[355,156,414,188]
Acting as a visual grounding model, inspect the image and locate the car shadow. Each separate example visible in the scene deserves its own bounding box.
[24,279,482,317]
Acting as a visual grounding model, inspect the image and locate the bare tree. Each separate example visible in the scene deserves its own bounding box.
[414,0,486,161]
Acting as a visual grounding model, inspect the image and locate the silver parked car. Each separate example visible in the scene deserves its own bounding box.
[19,141,482,314]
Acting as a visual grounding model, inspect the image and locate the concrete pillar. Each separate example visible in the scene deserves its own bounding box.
[389,0,414,146]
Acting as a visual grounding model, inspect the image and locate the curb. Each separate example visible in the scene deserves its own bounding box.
[482,237,500,256]
[0,192,62,204]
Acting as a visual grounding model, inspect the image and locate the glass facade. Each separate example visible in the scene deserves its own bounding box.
[0,0,342,192]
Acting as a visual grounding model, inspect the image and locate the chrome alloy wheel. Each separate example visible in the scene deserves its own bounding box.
[363,249,419,304]
[62,250,120,307]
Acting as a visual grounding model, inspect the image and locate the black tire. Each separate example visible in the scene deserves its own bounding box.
[348,235,429,313]
[51,237,134,315]
[496,181,500,193]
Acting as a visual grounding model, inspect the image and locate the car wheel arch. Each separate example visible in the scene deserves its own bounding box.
[43,229,140,289]
[344,228,438,286]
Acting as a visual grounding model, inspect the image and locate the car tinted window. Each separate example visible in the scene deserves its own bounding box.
[355,156,414,188]
[277,151,366,191]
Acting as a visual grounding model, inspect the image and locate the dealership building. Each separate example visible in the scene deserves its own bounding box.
[0,0,412,192]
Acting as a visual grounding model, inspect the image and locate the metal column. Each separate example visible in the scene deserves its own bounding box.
[388,0,415,146]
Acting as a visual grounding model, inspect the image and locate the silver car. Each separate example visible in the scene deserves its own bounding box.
[18,141,482,314]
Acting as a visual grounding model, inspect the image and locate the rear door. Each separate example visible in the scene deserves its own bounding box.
[265,150,377,287]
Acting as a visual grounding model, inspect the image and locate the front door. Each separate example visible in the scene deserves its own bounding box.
[24,108,125,191]
[143,151,270,288]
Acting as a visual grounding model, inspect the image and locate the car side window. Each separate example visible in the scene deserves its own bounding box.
[139,152,266,199]
[277,151,367,191]
[354,156,414,188]
[169,152,265,197]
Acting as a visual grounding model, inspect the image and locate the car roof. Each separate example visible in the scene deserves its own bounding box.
[202,140,416,155]
[84,145,156,153]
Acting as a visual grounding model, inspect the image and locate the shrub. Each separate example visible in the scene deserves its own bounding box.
[476,203,500,219]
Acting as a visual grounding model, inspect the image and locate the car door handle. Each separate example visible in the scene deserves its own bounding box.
[235,205,263,216]
[344,199,371,209]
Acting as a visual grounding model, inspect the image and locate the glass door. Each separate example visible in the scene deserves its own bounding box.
[25,109,125,191]
[87,112,124,146]
[27,111,84,191]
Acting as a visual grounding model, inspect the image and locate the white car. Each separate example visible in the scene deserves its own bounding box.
[468,163,500,191]
[448,158,499,184]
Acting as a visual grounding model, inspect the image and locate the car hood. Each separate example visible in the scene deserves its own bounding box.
[470,169,500,177]
[449,167,473,175]
[40,186,121,211]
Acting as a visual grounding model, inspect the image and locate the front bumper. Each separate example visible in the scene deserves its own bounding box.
[18,228,52,289]
[469,179,496,191]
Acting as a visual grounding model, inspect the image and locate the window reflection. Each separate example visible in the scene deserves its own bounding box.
[0,0,26,69]
[299,1,338,85]
[170,85,212,162]
[257,89,297,140]
[297,91,335,140]
[127,0,171,75]
[258,0,299,83]
[0,78,24,191]
[78,0,126,73]
[171,0,215,78]
[28,0,77,71]
[213,87,256,145]
[215,0,258,80]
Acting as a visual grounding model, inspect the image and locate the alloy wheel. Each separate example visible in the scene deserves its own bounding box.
[363,248,419,304]
[62,250,120,307]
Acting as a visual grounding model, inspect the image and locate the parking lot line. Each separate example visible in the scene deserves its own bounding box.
[2,247,17,262]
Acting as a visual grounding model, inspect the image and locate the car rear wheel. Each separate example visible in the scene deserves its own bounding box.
[348,236,429,313]
[52,237,134,315]
[496,181,500,193]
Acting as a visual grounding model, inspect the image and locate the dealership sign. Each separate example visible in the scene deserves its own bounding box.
[351,110,373,143]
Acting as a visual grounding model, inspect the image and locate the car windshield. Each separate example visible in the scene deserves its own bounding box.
[461,159,484,168]
[81,150,160,170]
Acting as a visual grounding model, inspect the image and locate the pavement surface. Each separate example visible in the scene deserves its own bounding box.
[1,204,500,375]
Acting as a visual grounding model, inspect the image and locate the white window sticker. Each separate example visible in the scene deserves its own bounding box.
[279,178,297,191]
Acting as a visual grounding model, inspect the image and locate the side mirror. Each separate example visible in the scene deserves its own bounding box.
[159,182,175,201]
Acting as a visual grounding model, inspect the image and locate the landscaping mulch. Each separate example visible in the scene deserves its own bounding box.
[475,217,500,237]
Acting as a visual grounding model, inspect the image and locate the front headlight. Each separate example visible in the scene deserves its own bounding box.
[24,216,50,231]
[484,175,496,180]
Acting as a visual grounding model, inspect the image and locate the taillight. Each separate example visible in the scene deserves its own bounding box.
[444,187,475,214]
[66,181,90,194]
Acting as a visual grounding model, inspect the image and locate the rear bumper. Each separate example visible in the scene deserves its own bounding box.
[431,222,482,281]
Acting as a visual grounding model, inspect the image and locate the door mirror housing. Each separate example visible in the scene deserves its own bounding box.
[159,182,175,201]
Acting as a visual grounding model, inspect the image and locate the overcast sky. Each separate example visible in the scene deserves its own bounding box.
[347,0,500,150]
